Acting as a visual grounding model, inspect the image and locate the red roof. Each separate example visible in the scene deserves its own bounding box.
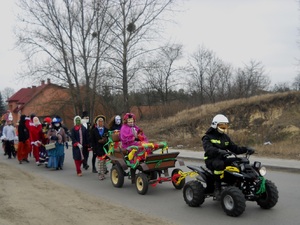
[7,84,48,104]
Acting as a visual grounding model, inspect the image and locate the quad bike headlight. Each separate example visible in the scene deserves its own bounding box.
[259,166,267,176]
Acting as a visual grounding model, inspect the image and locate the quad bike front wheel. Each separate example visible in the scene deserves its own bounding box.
[135,173,149,195]
[256,179,279,209]
[110,164,125,188]
[183,180,205,207]
[172,168,185,190]
[221,186,246,217]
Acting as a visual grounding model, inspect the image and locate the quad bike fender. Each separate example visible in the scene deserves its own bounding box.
[223,169,244,178]
[223,166,244,179]
[187,165,208,183]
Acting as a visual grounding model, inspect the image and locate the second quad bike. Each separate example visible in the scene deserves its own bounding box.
[181,151,279,217]
[104,131,185,195]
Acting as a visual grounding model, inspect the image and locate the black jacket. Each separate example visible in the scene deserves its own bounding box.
[90,126,109,157]
[18,116,30,142]
[202,127,247,159]
[70,125,89,160]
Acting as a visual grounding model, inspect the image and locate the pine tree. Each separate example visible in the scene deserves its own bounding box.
[0,93,6,117]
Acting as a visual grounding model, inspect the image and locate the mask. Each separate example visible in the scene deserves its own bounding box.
[115,116,121,125]
[75,118,81,126]
[33,117,40,126]
[127,118,134,127]
[82,118,89,124]
[97,118,104,127]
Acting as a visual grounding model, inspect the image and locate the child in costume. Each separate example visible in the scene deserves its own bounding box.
[17,115,31,163]
[26,116,43,165]
[70,116,89,176]
[47,116,67,170]
[108,115,122,131]
[39,117,52,165]
[2,113,17,159]
[90,115,109,180]
[119,113,148,150]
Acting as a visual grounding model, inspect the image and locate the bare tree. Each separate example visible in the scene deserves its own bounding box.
[187,45,231,103]
[232,60,270,98]
[215,62,233,101]
[15,0,113,118]
[1,88,15,102]
[187,46,215,104]
[204,56,225,103]
[273,82,291,92]
[292,74,300,90]
[143,43,183,104]
[105,0,176,112]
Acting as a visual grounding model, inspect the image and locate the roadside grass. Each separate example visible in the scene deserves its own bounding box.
[138,91,300,161]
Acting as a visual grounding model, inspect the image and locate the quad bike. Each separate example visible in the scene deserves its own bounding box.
[104,131,185,195]
[182,151,279,217]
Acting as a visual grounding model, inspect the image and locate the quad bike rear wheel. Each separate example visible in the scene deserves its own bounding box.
[256,180,279,209]
[183,180,205,207]
[172,168,185,190]
[221,186,246,217]
[110,164,124,188]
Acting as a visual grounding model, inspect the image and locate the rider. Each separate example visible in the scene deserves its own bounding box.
[202,114,254,200]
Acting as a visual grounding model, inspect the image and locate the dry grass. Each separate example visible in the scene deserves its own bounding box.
[138,91,300,160]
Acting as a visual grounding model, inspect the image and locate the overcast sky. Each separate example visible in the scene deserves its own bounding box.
[166,0,300,86]
[0,0,299,91]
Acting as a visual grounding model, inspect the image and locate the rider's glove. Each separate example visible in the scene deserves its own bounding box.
[218,149,230,157]
[246,147,255,155]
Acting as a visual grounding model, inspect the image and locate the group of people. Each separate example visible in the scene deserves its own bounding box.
[0,111,149,181]
[1,113,68,169]
[2,110,253,199]
[69,112,147,180]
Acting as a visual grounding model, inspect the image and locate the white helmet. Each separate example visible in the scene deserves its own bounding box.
[211,114,229,129]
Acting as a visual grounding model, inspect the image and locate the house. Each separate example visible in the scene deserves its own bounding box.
[6,79,73,128]
[6,79,110,129]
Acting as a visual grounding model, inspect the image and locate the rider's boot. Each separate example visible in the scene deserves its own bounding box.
[213,175,222,201]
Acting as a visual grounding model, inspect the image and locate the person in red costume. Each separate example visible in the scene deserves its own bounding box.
[26,115,43,166]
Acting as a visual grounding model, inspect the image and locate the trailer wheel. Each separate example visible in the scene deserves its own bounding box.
[172,168,185,189]
[135,173,149,195]
[110,165,124,188]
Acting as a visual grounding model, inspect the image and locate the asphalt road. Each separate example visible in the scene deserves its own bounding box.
[2,148,300,225]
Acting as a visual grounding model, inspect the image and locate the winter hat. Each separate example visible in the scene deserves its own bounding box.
[52,117,61,125]
[82,111,89,118]
[44,117,52,124]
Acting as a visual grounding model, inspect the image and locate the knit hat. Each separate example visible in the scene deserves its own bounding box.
[44,117,52,124]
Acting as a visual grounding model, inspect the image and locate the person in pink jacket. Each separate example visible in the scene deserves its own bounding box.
[119,113,148,150]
